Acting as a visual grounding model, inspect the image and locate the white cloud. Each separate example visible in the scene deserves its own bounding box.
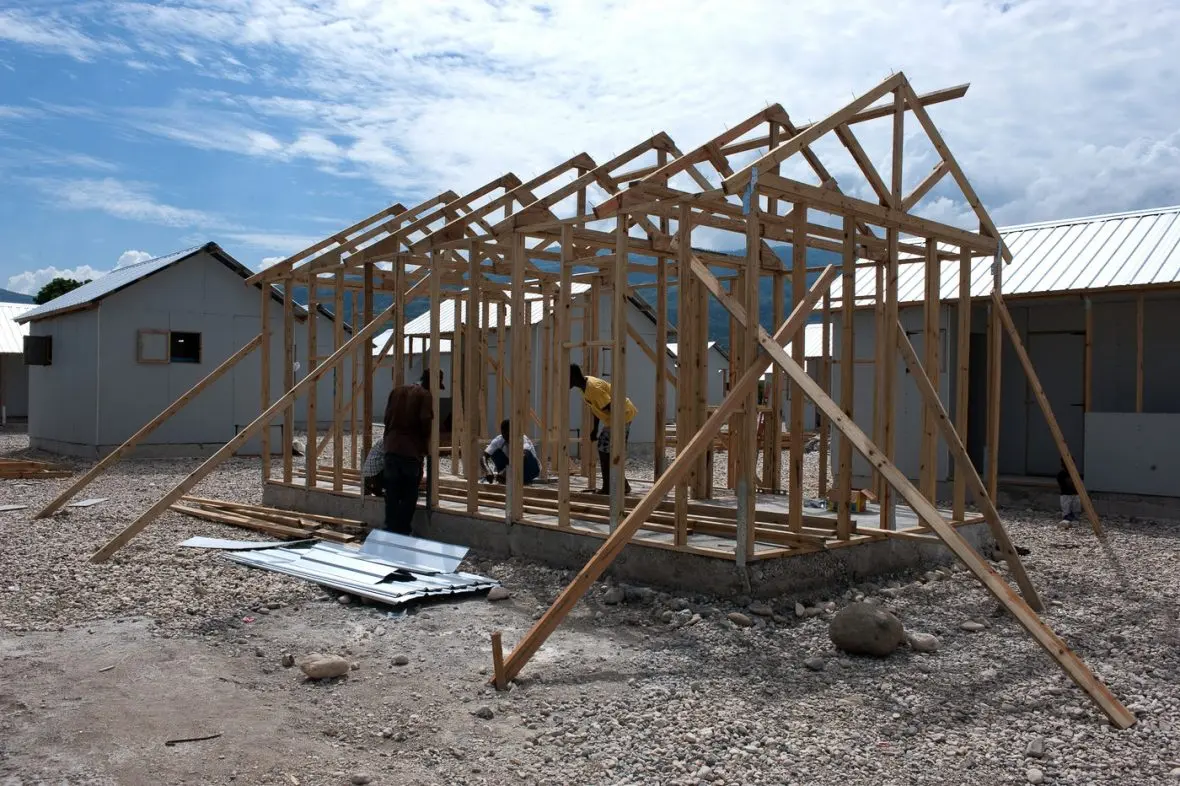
[31,177,224,228]
[7,265,105,296]
[0,9,123,62]
[116,250,154,268]
[224,232,322,252]
[259,255,284,269]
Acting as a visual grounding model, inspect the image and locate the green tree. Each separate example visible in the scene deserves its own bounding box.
[34,277,90,305]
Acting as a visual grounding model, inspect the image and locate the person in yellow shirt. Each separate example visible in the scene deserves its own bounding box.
[570,363,636,495]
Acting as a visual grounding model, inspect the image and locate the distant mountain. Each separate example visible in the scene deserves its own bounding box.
[0,288,34,304]
[287,245,836,350]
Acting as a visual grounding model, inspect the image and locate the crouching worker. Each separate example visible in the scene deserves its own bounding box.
[361,441,385,497]
[481,419,540,485]
[1056,459,1082,524]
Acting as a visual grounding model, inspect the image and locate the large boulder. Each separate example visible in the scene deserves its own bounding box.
[828,603,904,657]
[298,653,351,679]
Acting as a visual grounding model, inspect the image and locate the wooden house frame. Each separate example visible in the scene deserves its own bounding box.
[52,72,1133,728]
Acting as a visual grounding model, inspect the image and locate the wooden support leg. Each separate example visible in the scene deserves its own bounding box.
[896,321,1042,610]
[992,293,1103,538]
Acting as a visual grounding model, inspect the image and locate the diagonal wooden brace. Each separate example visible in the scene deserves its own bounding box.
[494,265,841,687]
[698,263,1133,729]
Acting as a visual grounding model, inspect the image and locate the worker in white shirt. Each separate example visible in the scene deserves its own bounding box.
[361,441,385,497]
[481,419,541,485]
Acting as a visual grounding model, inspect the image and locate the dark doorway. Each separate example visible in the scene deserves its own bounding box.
[1024,331,1085,476]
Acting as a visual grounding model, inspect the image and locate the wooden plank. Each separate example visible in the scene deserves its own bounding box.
[90,300,401,562]
[36,335,263,519]
[351,292,360,470]
[333,272,345,488]
[1136,294,1144,412]
[701,265,1133,731]
[992,293,1104,538]
[953,246,972,521]
[429,254,442,513]
[393,260,405,387]
[467,243,481,515]
[871,261,885,499]
[896,320,1042,610]
[508,233,527,521]
[836,215,855,539]
[557,227,574,528]
[819,292,831,498]
[610,213,629,528]
[986,295,1001,499]
[282,275,295,483]
[675,205,692,541]
[655,246,668,477]
[306,274,319,488]
[738,201,761,561]
[497,265,837,686]
[363,263,374,475]
[260,286,272,486]
[920,239,940,502]
[789,205,806,531]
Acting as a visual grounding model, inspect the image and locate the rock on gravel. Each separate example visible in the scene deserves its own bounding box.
[829,603,904,657]
[1026,737,1045,759]
[603,587,625,605]
[393,654,410,666]
[960,621,986,632]
[1026,767,1045,784]
[727,612,754,627]
[280,653,295,668]
[298,654,350,679]
[803,656,825,672]
[906,632,940,653]
[473,706,494,720]
[486,586,511,601]
[350,773,372,785]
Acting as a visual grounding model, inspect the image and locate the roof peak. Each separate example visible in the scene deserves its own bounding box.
[1000,204,1180,234]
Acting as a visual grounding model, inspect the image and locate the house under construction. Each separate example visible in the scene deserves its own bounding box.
[53,72,1136,729]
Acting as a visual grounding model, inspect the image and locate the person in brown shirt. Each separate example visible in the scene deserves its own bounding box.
[382,367,438,534]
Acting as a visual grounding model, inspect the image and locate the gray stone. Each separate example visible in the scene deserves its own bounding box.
[1026,737,1045,759]
[1026,767,1044,784]
[727,612,754,628]
[803,657,825,672]
[747,602,773,617]
[298,654,351,680]
[622,585,655,603]
[473,706,494,720]
[960,621,986,632]
[351,773,372,785]
[486,586,511,601]
[280,653,295,668]
[603,587,625,605]
[795,602,807,618]
[337,594,352,605]
[668,597,690,611]
[828,602,904,657]
[907,632,941,653]
[393,654,410,666]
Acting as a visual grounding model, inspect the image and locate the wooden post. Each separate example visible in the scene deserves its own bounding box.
[920,239,940,502]
[540,288,551,478]
[584,282,599,487]
[881,87,903,531]
[738,198,760,561]
[789,204,806,531]
[453,312,465,477]
[350,292,360,472]
[770,268,784,493]
[429,256,442,514]
[260,286,271,485]
[497,300,506,428]
[467,244,481,515]
[694,250,710,499]
[675,206,692,542]
[819,291,831,497]
[305,274,319,488]
[557,227,574,528]
[952,246,971,521]
[655,248,668,478]
[896,322,1041,609]
[496,266,835,687]
[726,274,738,491]
[836,215,856,539]
[1083,296,1092,413]
[985,257,1002,500]
[282,275,295,484]
[1136,294,1144,412]
[363,262,374,476]
[90,301,400,563]
[36,335,263,519]
[993,293,1104,538]
[509,233,527,521]
[491,631,506,691]
[333,270,345,491]
[393,260,405,387]
[610,214,629,528]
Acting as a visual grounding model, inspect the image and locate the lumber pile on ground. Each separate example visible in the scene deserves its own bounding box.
[170,496,368,543]
[0,459,72,480]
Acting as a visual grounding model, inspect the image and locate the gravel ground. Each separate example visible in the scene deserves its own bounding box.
[2,426,1180,785]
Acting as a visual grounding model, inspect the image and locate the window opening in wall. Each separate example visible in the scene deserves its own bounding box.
[169,332,202,363]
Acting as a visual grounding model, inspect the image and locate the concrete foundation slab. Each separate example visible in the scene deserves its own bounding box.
[263,482,997,599]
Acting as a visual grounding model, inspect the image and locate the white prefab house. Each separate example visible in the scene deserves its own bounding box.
[15,243,346,459]
[0,301,32,421]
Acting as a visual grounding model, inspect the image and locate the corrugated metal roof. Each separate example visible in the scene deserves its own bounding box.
[15,242,323,325]
[0,302,32,354]
[666,341,719,356]
[830,204,1180,307]
[370,333,453,356]
[783,322,830,359]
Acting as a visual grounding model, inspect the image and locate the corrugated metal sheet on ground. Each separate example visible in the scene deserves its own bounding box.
[222,532,499,606]
[0,302,32,354]
[829,204,1180,307]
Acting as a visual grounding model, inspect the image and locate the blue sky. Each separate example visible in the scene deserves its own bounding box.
[2,0,1179,296]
